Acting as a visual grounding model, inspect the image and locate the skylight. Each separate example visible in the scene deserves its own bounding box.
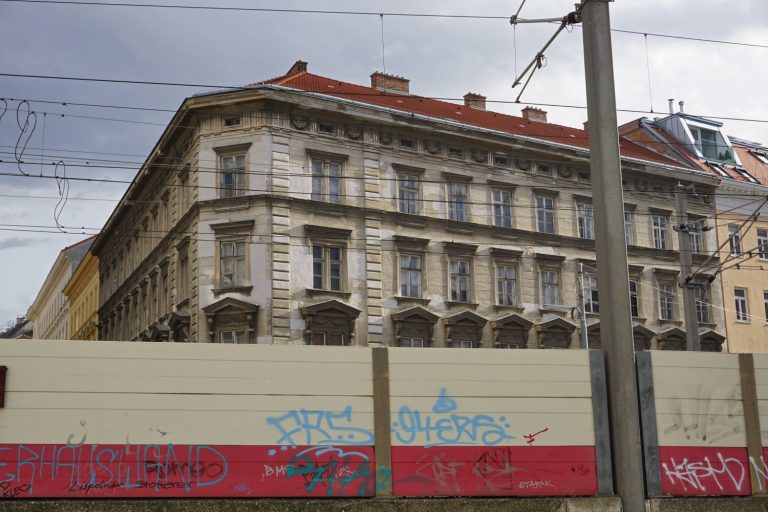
[733,167,760,184]
[707,162,729,178]
[750,151,768,165]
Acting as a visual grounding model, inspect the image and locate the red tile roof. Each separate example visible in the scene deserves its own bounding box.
[258,71,681,168]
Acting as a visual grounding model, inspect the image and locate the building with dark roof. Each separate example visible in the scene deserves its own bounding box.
[91,61,725,350]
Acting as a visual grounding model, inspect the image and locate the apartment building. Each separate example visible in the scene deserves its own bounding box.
[92,61,725,350]
[621,106,768,352]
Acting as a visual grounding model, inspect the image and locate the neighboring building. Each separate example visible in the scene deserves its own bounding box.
[62,250,100,340]
[0,316,33,339]
[621,106,768,352]
[27,236,95,340]
[93,61,725,350]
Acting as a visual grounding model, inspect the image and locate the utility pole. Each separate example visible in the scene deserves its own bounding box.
[581,1,645,511]
[577,262,589,349]
[674,183,701,351]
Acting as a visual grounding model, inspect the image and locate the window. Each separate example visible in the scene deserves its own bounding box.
[629,280,640,317]
[541,270,560,306]
[400,337,424,348]
[689,219,704,254]
[734,168,760,184]
[447,182,468,221]
[493,189,513,228]
[311,332,346,346]
[493,153,511,168]
[764,291,768,322]
[695,285,710,323]
[707,162,729,178]
[735,288,749,322]
[751,151,768,165]
[624,211,635,245]
[652,214,669,250]
[399,254,422,298]
[758,229,768,260]
[496,264,517,306]
[313,245,343,291]
[311,158,342,204]
[690,126,722,161]
[449,258,471,303]
[220,330,247,343]
[577,203,595,240]
[177,244,189,302]
[728,225,742,256]
[220,154,246,198]
[451,340,473,349]
[448,147,465,160]
[398,174,419,214]
[583,275,599,314]
[659,283,676,320]
[317,122,335,135]
[223,117,241,127]
[536,195,555,234]
[398,136,416,150]
[220,241,246,289]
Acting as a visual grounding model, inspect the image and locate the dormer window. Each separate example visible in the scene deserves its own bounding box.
[688,124,734,163]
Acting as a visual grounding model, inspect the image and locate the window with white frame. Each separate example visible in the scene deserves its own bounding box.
[311,331,346,346]
[695,284,710,323]
[220,330,247,343]
[689,219,705,255]
[583,274,599,314]
[447,181,469,221]
[652,214,669,250]
[735,288,749,322]
[220,153,246,198]
[629,280,640,317]
[624,211,635,245]
[577,203,595,240]
[220,240,247,289]
[659,282,676,320]
[758,229,768,260]
[449,258,471,303]
[451,340,473,349]
[399,254,422,298]
[313,245,343,291]
[398,173,419,214]
[540,269,560,306]
[536,195,556,234]
[728,225,742,256]
[493,189,513,228]
[311,158,342,204]
[400,337,424,348]
[496,263,517,306]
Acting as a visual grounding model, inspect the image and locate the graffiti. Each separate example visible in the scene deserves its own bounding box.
[1,482,32,498]
[662,387,742,444]
[392,388,515,447]
[266,406,374,446]
[0,443,228,496]
[232,482,252,495]
[471,447,524,491]
[661,452,747,493]
[285,446,373,496]
[413,451,465,494]
[519,479,555,490]
[261,464,289,481]
[524,428,549,445]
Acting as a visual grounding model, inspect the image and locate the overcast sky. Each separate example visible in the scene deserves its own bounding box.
[0,0,766,328]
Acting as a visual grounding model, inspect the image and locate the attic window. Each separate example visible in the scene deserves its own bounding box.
[223,117,241,127]
[536,163,552,176]
[751,151,768,165]
[493,153,511,168]
[707,162,729,178]
[399,136,416,150]
[734,167,760,184]
[318,123,336,135]
[448,147,465,160]
[578,171,591,182]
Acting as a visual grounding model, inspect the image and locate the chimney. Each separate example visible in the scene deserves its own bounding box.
[463,92,486,111]
[521,106,547,123]
[370,71,410,94]
[286,60,308,75]
[678,100,685,114]
[668,98,674,115]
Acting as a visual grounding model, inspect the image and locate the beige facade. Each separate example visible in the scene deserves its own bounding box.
[62,250,100,340]
[93,62,726,350]
[27,236,94,340]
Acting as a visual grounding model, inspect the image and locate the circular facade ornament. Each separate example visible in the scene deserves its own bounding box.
[345,125,362,140]
[471,149,488,163]
[379,131,393,145]
[290,116,310,130]
[557,165,573,178]
[425,140,441,154]
[515,158,532,171]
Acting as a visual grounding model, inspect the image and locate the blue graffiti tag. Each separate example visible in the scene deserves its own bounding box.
[391,387,515,447]
[266,406,375,445]
[286,446,372,496]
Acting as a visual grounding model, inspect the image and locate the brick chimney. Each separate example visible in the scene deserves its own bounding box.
[522,106,547,123]
[463,92,486,111]
[370,72,410,94]
[286,60,308,75]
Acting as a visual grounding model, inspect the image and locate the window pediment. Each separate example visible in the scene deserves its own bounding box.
[304,224,352,240]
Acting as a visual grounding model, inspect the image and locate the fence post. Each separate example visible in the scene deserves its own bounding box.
[371,347,392,496]
[636,351,661,497]
[739,353,764,495]
[590,350,614,495]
